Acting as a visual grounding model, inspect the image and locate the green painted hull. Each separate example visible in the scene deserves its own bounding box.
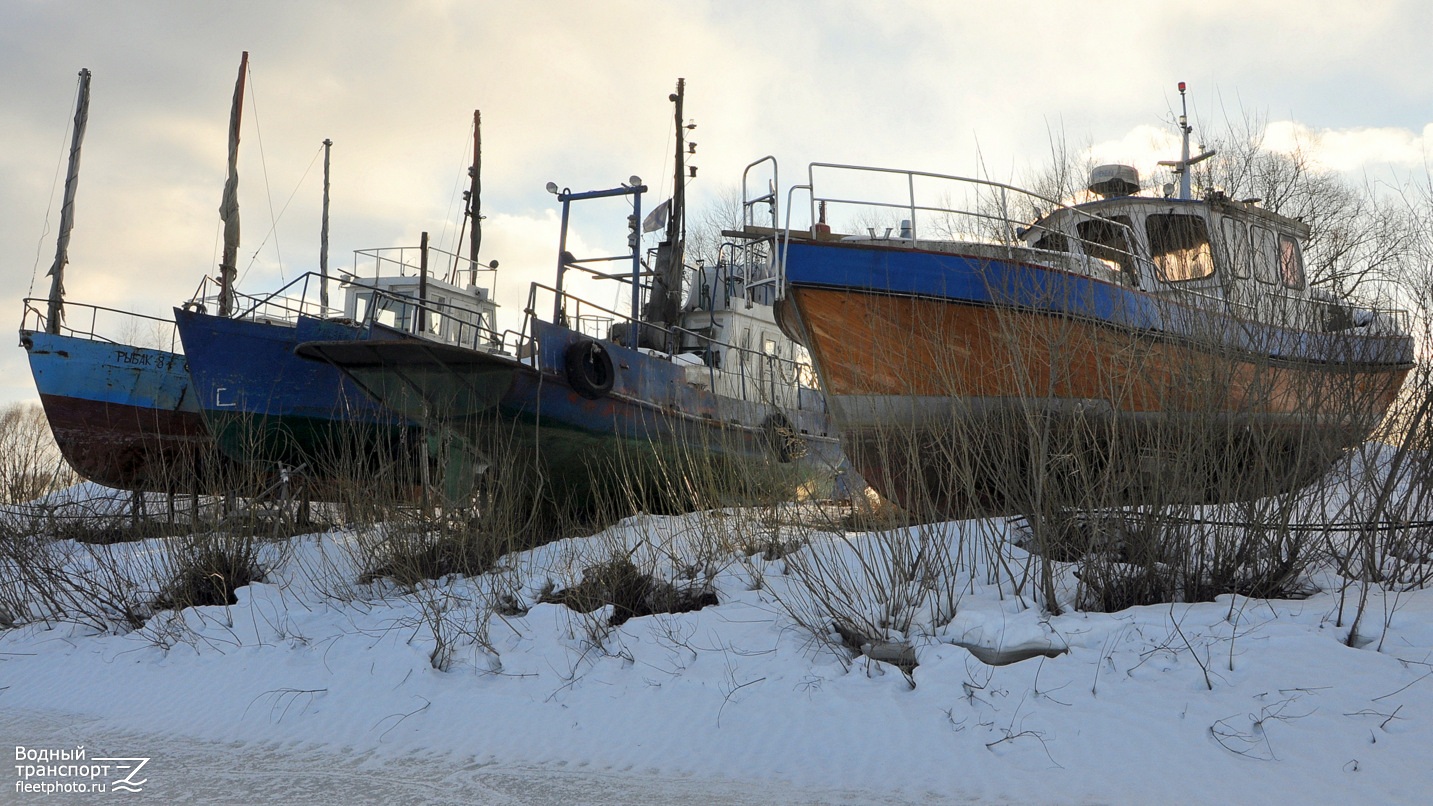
[297,323,841,520]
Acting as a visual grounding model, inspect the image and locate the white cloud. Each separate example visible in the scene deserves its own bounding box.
[1263,120,1433,174]
[1085,124,1183,181]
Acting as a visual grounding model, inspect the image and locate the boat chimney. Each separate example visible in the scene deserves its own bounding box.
[1088,164,1140,198]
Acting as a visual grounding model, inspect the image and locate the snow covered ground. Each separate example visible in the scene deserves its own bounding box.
[3,471,1433,804]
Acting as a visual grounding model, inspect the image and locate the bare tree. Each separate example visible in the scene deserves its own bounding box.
[0,403,75,504]
[685,184,746,271]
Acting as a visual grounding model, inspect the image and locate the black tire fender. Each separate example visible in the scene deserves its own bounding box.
[565,338,614,399]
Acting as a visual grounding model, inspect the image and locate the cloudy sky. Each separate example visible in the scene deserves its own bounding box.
[4,0,1432,407]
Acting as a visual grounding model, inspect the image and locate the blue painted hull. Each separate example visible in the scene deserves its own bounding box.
[297,320,841,515]
[174,308,422,484]
[19,329,231,491]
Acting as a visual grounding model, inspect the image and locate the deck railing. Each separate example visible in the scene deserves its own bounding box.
[523,282,823,413]
[187,272,339,325]
[19,298,183,355]
[350,244,497,289]
[741,159,1147,300]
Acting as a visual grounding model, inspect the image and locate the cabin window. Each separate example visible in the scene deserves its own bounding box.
[351,292,372,323]
[373,296,411,332]
[1075,216,1135,276]
[1031,229,1068,253]
[1219,217,1251,279]
[431,295,449,337]
[1146,214,1215,282]
[1278,234,1305,289]
[1250,225,1280,285]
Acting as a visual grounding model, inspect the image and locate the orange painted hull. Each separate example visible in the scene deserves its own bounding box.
[785,287,1410,518]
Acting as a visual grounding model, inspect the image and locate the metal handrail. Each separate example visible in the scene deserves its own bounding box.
[183,259,505,342]
[522,281,822,409]
[793,161,1147,278]
[19,297,184,354]
[186,272,335,324]
[350,243,497,288]
[806,161,1067,240]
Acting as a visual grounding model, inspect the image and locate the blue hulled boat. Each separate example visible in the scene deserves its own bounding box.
[175,109,500,492]
[175,257,497,490]
[20,303,230,491]
[764,84,1415,518]
[296,80,841,517]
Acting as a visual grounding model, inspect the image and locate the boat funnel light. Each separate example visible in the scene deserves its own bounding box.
[1089,164,1140,198]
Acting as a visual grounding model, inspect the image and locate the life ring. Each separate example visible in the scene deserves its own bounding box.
[762,413,804,463]
[564,339,614,399]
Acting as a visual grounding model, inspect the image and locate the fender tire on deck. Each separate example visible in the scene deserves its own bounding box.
[565,339,615,399]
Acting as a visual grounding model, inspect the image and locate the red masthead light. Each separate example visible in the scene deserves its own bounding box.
[1178,81,1187,92]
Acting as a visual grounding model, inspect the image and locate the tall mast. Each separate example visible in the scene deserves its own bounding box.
[45,68,92,335]
[645,78,688,348]
[217,51,248,317]
[467,109,482,286]
[666,78,686,274]
[320,138,332,311]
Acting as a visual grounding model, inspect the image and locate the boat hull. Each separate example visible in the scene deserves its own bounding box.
[298,320,841,518]
[780,241,1413,518]
[20,330,232,492]
[175,308,423,490]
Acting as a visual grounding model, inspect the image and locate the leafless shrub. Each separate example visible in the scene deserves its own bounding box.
[153,532,264,611]
[539,552,717,627]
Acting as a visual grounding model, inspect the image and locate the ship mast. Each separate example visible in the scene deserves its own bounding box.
[217,51,248,318]
[645,78,689,351]
[1159,81,1215,200]
[45,68,92,336]
[467,110,482,286]
[319,137,332,311]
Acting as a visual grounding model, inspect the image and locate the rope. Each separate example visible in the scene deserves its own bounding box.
[241,142,324,287]
[237,61,284,288]
[28,74,86,299]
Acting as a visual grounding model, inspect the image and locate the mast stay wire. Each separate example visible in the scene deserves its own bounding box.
[241,141,325,289]
[238,62,287,287]
[29,72,87,298]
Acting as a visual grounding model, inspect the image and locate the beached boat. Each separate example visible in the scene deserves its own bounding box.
[20,303,227,492]
[765,84,1415,518]
[175,249,497,490]
[19,66,236,493]
[297,80,840,517]
[175,112,499,492]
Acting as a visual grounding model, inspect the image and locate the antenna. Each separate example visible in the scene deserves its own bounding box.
[1156,81,1215,200]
